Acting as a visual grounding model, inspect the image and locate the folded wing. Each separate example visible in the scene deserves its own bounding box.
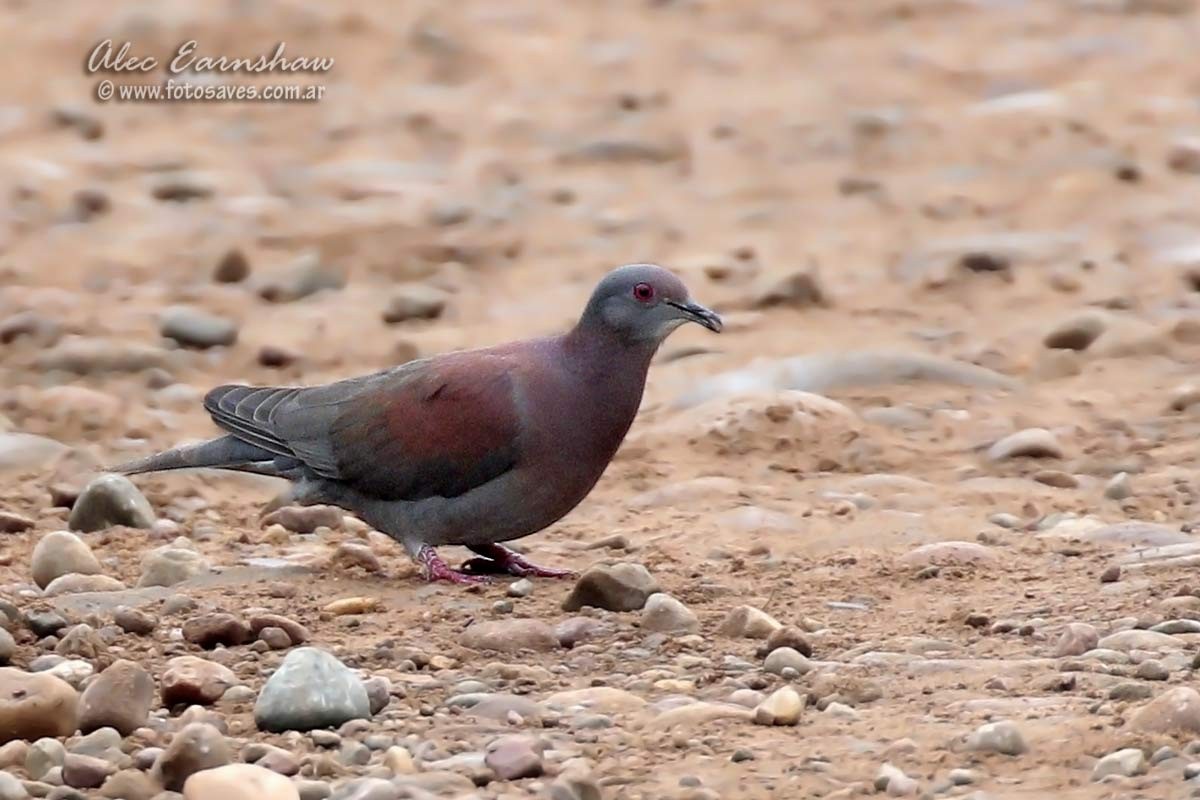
[203,355,523,501]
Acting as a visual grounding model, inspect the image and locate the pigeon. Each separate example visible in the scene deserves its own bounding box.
[114,263,722,583]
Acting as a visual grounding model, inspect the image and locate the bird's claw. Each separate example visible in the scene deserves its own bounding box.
[416,546,490,584]
[465,545,576,579]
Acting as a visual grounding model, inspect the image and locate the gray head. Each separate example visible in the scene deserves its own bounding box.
[576,263,722,346]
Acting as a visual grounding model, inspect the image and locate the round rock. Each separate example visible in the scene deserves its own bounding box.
[254,648,370,732]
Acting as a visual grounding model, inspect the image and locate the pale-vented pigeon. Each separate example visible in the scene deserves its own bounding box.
[115,264,722,583]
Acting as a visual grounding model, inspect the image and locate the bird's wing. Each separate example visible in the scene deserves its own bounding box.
[203,354,524,500]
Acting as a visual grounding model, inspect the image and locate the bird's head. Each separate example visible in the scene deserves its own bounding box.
[580,263,722,347]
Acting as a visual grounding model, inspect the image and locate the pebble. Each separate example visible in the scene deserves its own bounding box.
[213,248,251,283]
[68,475,155,532]
[381,285,448,324]
[0,433,68,472]
[752,686,803,726]
[987,428,1063,460]
[485,734,544,780]
[138,545,211,588]
[763,647,812,676]
[44,660,92,690]
[26,738,65,780]
[965,720,1027,756]
[460,619,559,652]
[160,306,238,349]
[55,623,107,660]
[1092,748,1145,780]
[0,772,25,800]
[1043,311,1106,351]
[1128,687,1200,734]
[332,542,380,573]
[322,597,378,616]
[30,531,101,589]
[507,579,534,598]
[1104,472,1132,500]
[0,668,79,742]
[549,773,603,800]
[247,614,309,646]
[182,613,251,649]
[1054,623,1099,657]
[899,541,996,568]
[183,763,300,799]
[758,626,813,658]
[254,648,371,732]
[717,605,782,639]
[1097,629,1180,652]
[257,252,345,303]
[0,631,12,665]
[151,723,232,792]
[382,746,414,775]
[1136,660,1170,681]
[751,269,829,310]
[112,607,157,635]
[36,338,166,375]
[1168,136,1200,174]
[262,505,343,534]
[44,574,126,596]
[876,763,918,796]
[161,656,239,706]
[24,609,67,642]
[555,617,606,648]
[98,769,159,799]
[561,562,660,612]
[640,593,699,634]
[62,753,115,789]
[77,660,153,735]
[1033,469,1078,489]
[0,512,33,533]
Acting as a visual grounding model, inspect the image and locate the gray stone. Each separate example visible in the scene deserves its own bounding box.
[68,475,155,532]
[160,306,238,349]
[254,648,370,732]
[0,770,26,800]
[1128,687,1200,734]
[43,574,126,596]
[460,619,559,653]
[30,532,100,589]
[562,563,660,612]
[151,722,231,791]
[26,738,66,780]
[138,545,210,588]
[381,286,447,324]
[0,434,68,472]
[640,593,699,634]
[966,720,1027,756]
[1092,748,1144,780]
[763,647,812,676]
[485,734,543,780]
[987,428,1063,461]
[77,660,153,735]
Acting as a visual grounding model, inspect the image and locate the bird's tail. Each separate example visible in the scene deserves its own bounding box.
[110,435,278,476]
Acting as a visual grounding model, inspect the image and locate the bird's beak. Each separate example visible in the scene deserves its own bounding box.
[667,299,723,333]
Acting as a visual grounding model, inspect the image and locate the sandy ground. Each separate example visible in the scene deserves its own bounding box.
[4,1,1200,798]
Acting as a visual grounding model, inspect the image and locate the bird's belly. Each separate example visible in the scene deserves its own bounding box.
[425,459,607,547]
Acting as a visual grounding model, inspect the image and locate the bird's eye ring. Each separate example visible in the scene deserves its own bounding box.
[632,282,654,302]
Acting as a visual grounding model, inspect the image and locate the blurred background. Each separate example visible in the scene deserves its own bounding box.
[4,2,1200,795]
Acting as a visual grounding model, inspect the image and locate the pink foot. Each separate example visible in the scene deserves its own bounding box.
[464,544,576,579]
[416,545,489,584]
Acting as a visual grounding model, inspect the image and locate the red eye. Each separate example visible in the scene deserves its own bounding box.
[633,282,654,302]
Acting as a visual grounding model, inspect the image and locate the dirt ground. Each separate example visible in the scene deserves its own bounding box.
[4,1,1200,799]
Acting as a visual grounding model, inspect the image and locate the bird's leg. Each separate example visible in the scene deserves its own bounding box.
[462,543,576,579]
[415,545,489,584]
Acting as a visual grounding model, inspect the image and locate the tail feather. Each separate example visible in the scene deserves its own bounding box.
[111,435,282,476]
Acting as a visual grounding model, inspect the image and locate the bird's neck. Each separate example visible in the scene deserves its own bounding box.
[562,317,658,382]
